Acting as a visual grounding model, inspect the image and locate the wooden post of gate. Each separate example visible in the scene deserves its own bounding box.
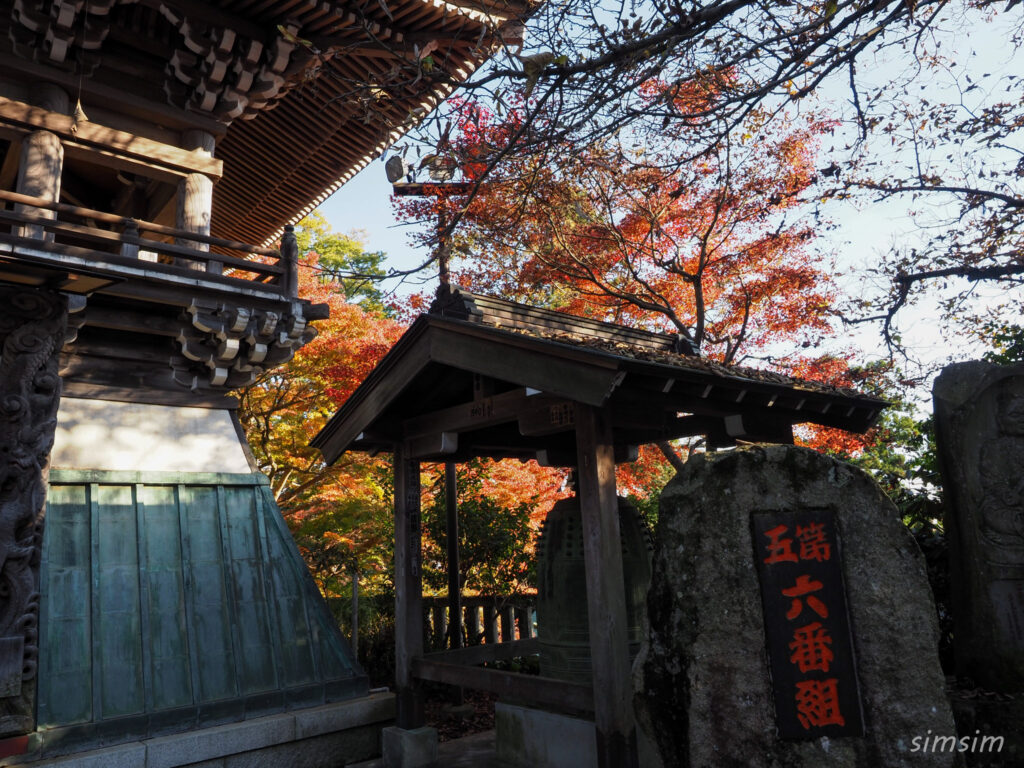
[445,460,464,704]
[394,445,425,729]
[445,461,462,650]
[575,404,639,768]
[350,568,359,659]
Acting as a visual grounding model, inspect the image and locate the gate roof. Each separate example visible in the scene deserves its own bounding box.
[313,288,887,465]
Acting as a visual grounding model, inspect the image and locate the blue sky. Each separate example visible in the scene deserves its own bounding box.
[321,167,418,277]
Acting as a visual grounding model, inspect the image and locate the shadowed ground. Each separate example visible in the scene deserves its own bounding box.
[350,730,510,767]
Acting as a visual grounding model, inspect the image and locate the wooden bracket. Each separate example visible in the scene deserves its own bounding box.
[407,432,458,460]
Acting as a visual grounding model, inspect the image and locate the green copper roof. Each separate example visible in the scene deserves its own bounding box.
[36,471,366,756]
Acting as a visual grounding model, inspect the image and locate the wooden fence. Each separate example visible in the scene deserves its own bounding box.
[329,592,538,655]
[422,595,537,651]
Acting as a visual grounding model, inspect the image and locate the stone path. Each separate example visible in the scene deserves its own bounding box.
[349,730,512,767]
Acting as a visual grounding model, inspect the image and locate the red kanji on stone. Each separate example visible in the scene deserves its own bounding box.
[788,621,834,673]
[794,678,846,729]
[782,575,829,620]
[796,522,831,562]
[763,524,798,565]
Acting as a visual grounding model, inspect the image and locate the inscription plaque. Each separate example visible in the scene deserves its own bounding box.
[751,508,864,739]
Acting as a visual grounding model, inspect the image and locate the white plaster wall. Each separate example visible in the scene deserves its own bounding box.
[52,397,252,473]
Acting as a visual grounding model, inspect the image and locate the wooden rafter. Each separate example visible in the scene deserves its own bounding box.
[0,0,533,245]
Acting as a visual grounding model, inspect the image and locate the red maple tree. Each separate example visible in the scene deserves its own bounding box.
[238,238,406,596]
[240,224,569,598]
[395,94,876,474]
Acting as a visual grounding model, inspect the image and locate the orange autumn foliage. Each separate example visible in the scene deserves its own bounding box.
[238,244,405,594]
[439,458,568,527]
[240,249,403,496]
[396,98,876,488]
[242,232,571,596]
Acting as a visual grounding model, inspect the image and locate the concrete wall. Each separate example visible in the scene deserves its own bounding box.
[52,398,252,474]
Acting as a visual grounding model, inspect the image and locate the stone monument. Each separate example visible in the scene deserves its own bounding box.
[933,361,1024,767]
[934,361,1024,691]
[636,445,955,767]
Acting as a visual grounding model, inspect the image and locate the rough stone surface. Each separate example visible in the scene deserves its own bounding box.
[224,730,368,768]
[933,361,1024,692]
[381,726,437,768]
[4,695,392,767]
[495,702,661,768]
[293,694,395,739]
[8,742,148,768]
[636,445,955,768]
[495,702,597,768]
[350,731,498,768]
[146,713,295,768]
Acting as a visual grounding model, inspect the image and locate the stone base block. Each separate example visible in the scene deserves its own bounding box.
[496,703,596,768]
[495,703,661,768]
[381,726,437,768]
[5,693,394,768]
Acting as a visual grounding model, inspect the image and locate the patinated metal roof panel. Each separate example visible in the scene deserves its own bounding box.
[37,471,366,757]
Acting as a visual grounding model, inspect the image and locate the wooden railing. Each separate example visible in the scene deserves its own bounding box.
[423,594,537,651]
[334,592,589,714]
[415,593,595,715]
[0,189,297,297]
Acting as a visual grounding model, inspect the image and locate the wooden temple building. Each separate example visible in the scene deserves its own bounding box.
[313,286,888,768]
[0,1,528,766]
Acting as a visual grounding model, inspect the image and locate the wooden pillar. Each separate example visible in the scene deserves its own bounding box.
[394,445,425,729]
[499,606,514,642]
[350,568,359,658]
[575,405,639,768]
[430,603,446,649]
[175,129,217,272]
[441,461,465,709]
[444,461,462,650]
[515,605,531,639]
[0,287,70,737]
[14,84,68,241]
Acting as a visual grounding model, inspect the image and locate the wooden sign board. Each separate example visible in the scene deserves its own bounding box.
[751,508,865,739]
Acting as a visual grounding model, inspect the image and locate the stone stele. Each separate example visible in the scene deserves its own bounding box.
[933,361,1024,692]
[636,445,954,768]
